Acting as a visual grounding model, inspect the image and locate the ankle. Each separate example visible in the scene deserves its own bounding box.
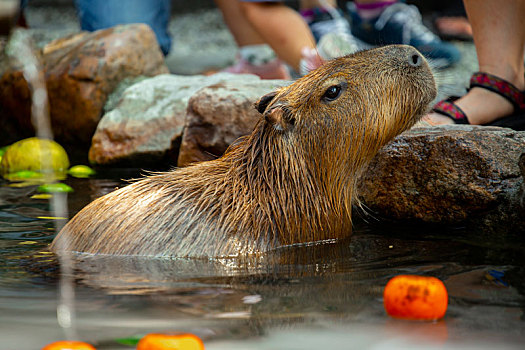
[478,64,525,90]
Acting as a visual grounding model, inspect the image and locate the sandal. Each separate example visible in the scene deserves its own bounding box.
[432,72,525,130]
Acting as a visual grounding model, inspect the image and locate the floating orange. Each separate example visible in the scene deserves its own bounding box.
[383,275,448,320]
[41,340,96,350]
[137,333,205,350]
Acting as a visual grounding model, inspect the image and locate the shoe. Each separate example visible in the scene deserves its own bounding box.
[222,56,291,80]
[303,6,360,59]
[347,2,461,68]
[303,6,352,42]
[317,32,359,60]
[432,72,525,130]
[299,47,324,76]
[299,32,359,76]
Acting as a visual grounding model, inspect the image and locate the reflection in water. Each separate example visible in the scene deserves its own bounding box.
[5,28,75,339]
[6,29,52,141]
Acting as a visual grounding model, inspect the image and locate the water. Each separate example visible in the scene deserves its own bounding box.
[5,27,78,343]
[0,172,524,349]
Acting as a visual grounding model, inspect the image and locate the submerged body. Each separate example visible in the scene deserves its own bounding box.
[51,45,437,258]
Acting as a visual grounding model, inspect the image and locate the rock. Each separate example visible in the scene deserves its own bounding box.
[0,24,168,146]
[519,153,525,208]
[102,76,149,114]
[358,125,525,233]
[178,78,290,167]
[89,73,288,166]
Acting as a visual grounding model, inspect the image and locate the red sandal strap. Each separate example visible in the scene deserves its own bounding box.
[470,72,525,112]
[432,98,470,124]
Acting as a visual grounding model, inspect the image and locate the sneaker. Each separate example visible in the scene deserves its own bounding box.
[303,6,352,42]
[299,47,324,76]
[299,32,359,76]
[347,2,461,68]
[302,6,360,63]
[222,56,291,80]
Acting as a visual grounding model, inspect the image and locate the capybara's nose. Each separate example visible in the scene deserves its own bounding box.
[381,45,427,69]
[408,52,423,67]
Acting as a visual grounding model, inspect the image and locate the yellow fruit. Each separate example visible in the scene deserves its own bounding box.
[0,138,70,178]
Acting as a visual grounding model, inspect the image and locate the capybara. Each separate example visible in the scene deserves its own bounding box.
[51,45,437,258]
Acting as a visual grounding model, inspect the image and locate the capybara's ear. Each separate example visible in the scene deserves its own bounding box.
[255,91,278,114]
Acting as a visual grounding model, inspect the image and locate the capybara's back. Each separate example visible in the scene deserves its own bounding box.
[51,45,437,258]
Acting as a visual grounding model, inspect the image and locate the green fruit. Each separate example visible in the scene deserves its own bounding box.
[0,146,7,165]
[68,165,96,178]
[0,138,70,178]
[37,183,73,193]
[4,170,43,181]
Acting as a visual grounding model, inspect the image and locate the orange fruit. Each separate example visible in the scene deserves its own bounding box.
[41,340,96,350]
[137,333,205,350]
[383,275,448,320]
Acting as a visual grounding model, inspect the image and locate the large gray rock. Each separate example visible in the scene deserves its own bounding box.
[358,125,525,234]
[177,79,290,167]
[89,73,289,166]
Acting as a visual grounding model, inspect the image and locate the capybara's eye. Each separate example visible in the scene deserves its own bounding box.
[322,83,344,102]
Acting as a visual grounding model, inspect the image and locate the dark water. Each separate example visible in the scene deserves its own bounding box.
[1,172,524,349]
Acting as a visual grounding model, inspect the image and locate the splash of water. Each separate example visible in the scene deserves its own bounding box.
[6,28,77,340]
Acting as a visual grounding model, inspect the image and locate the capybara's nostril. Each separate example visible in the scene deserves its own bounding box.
[409,53,422,67]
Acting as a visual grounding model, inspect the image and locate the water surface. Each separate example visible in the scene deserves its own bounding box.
[0,172,524,349]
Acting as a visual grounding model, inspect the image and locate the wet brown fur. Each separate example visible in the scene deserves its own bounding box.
[51,45,437,258]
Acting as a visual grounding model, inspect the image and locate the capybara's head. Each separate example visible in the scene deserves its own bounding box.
[254,45,436,177]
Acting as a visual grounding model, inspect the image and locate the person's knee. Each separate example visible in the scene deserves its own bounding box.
[239,2,258,20]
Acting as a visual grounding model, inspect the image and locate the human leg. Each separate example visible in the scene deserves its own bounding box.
[214,0,290,79]
[215,0,265,47]
[239,1,317,72]
[424,0,525,126]
[465,0,525,91]
[74,0,172,55]
[299,0,348,41]
[299,0,359,60]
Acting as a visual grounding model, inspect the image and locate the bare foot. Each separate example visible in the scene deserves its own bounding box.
[423,87,515,126]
